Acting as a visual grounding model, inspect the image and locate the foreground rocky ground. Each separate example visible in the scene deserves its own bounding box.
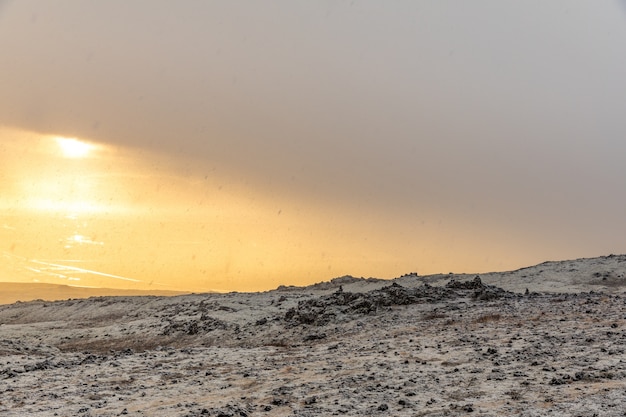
[1,258,626,416]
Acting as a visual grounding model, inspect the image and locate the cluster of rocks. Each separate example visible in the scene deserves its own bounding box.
[284,277,514,326]
[162,313,231,336]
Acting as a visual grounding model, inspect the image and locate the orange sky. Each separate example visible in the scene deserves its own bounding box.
[2,2,626,292]
[0,127,545,292]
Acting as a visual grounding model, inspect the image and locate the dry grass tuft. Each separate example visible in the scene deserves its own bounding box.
[56,335,190,353]
[423,312,448,320]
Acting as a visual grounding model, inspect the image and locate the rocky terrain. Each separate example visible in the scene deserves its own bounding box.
[1,255,626,416]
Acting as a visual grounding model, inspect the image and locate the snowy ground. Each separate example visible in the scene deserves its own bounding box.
[1,255,626,416]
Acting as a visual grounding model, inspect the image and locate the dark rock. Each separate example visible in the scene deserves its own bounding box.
[462,404,474,412]
[24,359,54,372]
[284,283,464,326]
[549,376,568,385]
[303,333,327,341]
[446,276,484,290]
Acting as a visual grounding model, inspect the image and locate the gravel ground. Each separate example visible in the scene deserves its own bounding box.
[1,262,626,416]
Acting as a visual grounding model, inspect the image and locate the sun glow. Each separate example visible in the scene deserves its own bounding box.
[55,137,94,158]
[2,127,495,294]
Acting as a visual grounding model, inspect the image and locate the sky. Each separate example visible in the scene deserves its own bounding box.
[1,1,626,292]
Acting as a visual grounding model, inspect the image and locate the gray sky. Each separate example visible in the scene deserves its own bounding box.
[2,0,626,282]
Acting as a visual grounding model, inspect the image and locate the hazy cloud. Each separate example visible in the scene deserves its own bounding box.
[2,0,626,273]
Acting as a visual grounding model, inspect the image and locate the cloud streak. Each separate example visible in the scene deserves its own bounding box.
[30,260,142,283]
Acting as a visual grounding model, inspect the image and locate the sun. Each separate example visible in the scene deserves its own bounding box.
[55,137,94,158]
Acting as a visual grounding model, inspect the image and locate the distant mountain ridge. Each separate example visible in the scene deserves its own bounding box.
[2,254,625,305]
[0,282,188,305]
[299,254,626,295]
[396,254,626,294]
